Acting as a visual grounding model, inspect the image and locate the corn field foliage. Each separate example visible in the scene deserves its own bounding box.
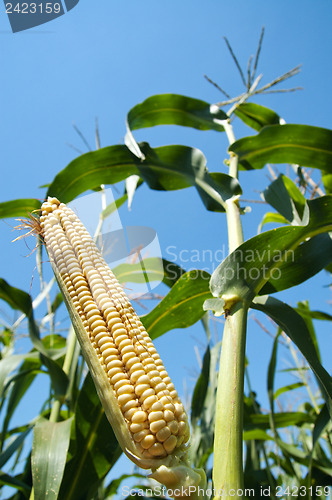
[0,46,332,500]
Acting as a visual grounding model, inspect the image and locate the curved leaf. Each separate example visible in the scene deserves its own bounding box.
[251,296,332,418]
[259,233,332,295]
[31,417,73,500]
[263,174,308,225]
[127,94,227,132]
[234,103,280,131]
[47,145,139,203]
[210,196,332,303]
[230,124,332,172]
[141,270,212,340]
[258,212,289,232]
[0,199,41,219]
[138,143,241,212]
[47,143,241,211]
[274,382,305,400]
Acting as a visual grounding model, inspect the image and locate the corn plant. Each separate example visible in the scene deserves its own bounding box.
[0,36,331,499]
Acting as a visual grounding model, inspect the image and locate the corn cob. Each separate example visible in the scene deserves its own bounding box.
[39,197,190,470]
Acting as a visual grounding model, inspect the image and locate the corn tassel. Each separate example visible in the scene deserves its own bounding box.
[38,197,206,496]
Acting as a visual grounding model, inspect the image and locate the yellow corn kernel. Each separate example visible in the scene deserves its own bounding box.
[38,197,190,470]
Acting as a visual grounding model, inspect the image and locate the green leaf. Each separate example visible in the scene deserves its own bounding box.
[203,297,225,316]
[0,428,32,469]
[234,103,280,131]
[244,411,314,431]
[101,193,128,220]
[112,258,164,285]
[191,345,210,420]
[277,440,332,475]
[0,279,51,358]
[101,179,143,219]
[137,143,241,212]
[162,259,186,288]
[41,355,69,399]
[243,430,272,441]
[1,356,40,444]
[258,212,289,232]
[229,124,332,172]
[47,145,138,203]
[295,301,321,362]
[115,258,185,290]
[127,94,227,132]
[189,341,220,469]
[274,382,305,400]
[312,405,330,449]
[262,174,308,225]
[0,199,41,219]
[0,470,30,493]
[141,270,212,340]
[210,196,332,303]
[259,233,332,295]
[295,307,332,322]
[251,296,332,418]
[267,330,280,430]
[322,172,332,194]
[46,143,241,212]
[31,417,73,500]
[59,373,121,500]
[0,355,28,402]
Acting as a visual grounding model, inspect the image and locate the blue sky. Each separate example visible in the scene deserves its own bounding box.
[1,0,332,493]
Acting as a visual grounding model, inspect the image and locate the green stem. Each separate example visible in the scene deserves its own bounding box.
[213,304,248,498]
[212,118,247,499]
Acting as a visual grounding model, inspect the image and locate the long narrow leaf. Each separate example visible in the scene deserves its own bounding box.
[59,374,121,500]
[234,103,280,131]
[0,199,41,219]
[31,418,73,500]
[127,94,227,132]
[229,124,332,172]
[0,428,32,469]
[141,270,212,340]
[47,143,241,211]
[252,296,332,417]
